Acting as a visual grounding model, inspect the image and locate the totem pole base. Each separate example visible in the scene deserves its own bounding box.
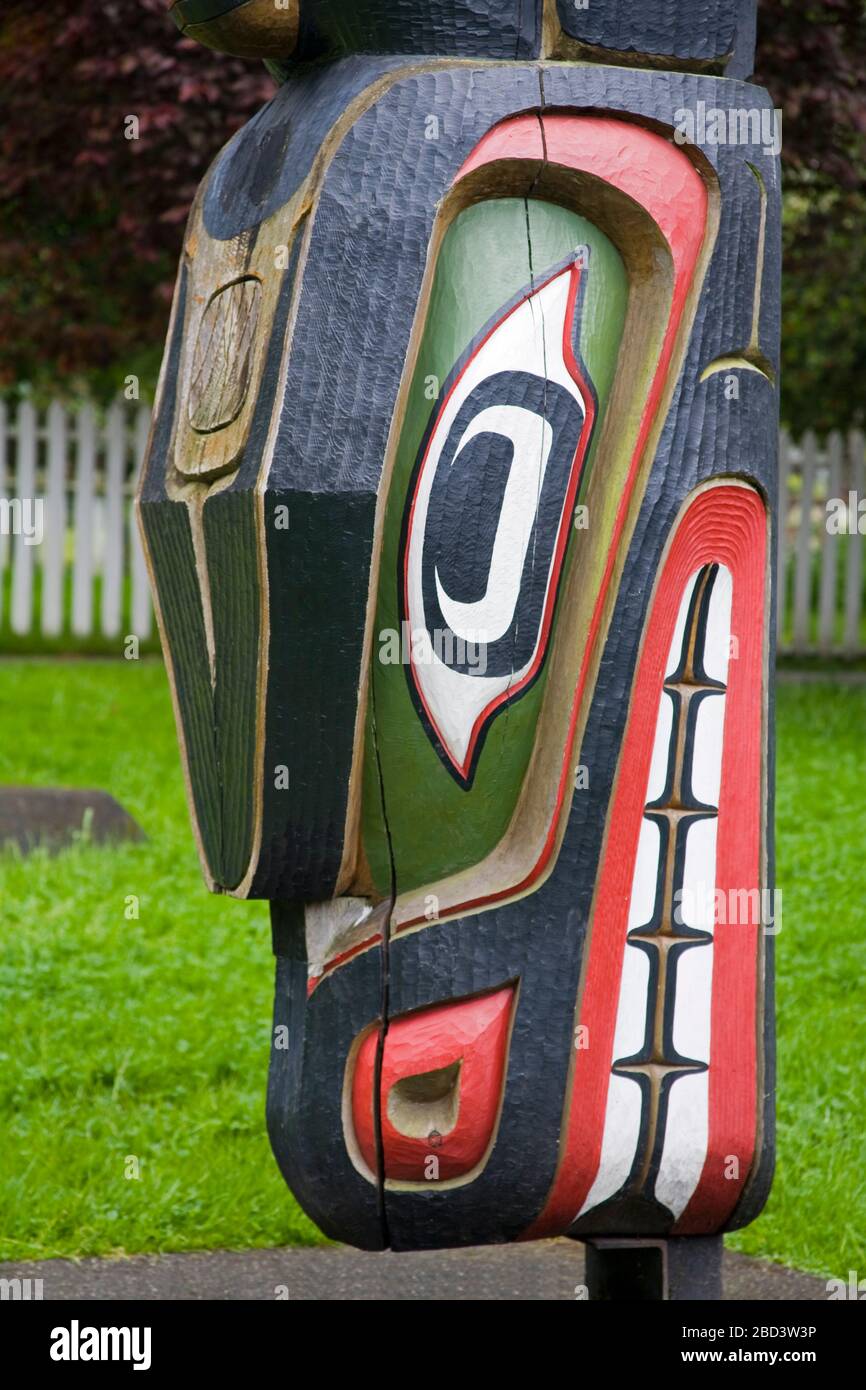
[583,1236,723,1301]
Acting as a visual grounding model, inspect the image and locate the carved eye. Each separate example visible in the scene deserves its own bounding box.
[188,276,261,437]
[401,254,596,786]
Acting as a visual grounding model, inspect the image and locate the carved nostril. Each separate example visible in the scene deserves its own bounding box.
[387,1060,462,1140]
[348,984,516,1185]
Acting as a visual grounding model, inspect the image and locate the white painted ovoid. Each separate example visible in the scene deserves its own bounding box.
[404,265,586,773]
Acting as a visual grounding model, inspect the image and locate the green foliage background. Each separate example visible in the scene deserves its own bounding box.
[0,1,864,433]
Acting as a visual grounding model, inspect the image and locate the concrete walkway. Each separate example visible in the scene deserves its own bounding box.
[0,1241,827,1301]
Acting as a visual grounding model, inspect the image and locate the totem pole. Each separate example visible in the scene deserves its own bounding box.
[139,1,780,1298]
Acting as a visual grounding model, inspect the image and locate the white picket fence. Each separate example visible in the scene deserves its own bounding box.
[778,428,866,655]
[0,398,864,655]
[0,398,152,641]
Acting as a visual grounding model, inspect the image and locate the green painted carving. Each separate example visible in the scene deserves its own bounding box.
[362,197,627,897]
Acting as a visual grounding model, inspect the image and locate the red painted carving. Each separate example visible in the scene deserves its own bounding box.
[525,482,767,1237]
[352,986,515,1183]
[396,114,710,932]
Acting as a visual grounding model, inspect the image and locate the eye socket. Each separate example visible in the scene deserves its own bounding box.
[424,374,580,657]
[401,254,597,787]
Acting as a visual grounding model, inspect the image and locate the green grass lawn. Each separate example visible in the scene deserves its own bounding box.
[727,678,866,1278]
[0,660,863,1275]
[0,658,322,1261]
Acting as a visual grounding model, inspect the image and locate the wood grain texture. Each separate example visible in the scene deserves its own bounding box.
[527,483,767,1240]
[360,199,626,898]
[550,0,757,79]
[267,900,385,1248]
[174,0,539,61]
[352,987,516,1185]
[376,72,778,1251]
[172,1,757,71]
[251,62,548,901]
[296,1,541,61]
[139,33,779,1254]
[375,108,709,934]
[171,0,301,60]
[188,276,261,438]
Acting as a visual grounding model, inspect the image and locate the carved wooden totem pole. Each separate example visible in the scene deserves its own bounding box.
[140,1,780,1298]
